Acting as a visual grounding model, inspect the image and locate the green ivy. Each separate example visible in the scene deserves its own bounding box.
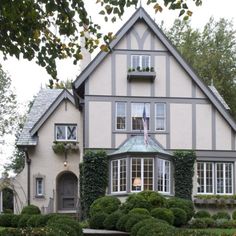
[173,151,196,200]
[80,150,108,219]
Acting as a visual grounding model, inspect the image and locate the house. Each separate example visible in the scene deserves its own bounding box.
[2,7,236,214]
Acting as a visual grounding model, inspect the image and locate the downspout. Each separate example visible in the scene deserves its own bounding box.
[24,149,31,206]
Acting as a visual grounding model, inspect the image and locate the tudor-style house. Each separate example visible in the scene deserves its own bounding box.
[2,7,236,214]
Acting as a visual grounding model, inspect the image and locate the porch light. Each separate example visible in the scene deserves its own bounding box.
[63,160,68,167]
[133,177,141,187]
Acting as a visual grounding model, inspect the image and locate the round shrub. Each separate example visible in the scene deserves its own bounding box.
[214,218,229,228]
[188,218,208,229]
[194,210,211,219]
[212,211,231,220]
[137,222,175,236]
[89,196,121,217]
[103,211,123,230]
[11,214,21,228]
[35,214,51,227]
[89,212,108,229]
[131,218,165,236]
[151,208,174,225]
[0,214,14,227]
[125,213,150,232]
[170,207,187,227]
[46,214,71,224]
[21,204,41,215]
[167,197,194,221]
[129,208,150,215]
[18,214,32,228]
[116,214,130,231]
[138,191,166,208]
[27,215,42,227]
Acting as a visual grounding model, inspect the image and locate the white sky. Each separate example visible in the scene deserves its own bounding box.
[0,0,236,174]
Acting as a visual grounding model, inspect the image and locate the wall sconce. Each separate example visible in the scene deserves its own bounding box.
[63,160,68,167]
[133,177,141,187]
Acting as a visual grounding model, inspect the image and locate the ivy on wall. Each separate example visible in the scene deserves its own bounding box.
[79,150,108,218]
[173,150,196,200]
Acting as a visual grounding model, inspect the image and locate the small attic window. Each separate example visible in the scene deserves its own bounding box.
[55,124,77,142]
[131,55,150,70]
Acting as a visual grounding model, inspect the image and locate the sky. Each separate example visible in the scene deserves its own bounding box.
[0,0,236,174]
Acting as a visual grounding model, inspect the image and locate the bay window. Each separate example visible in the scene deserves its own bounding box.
[131,103,150,131]
[157,159,170,194]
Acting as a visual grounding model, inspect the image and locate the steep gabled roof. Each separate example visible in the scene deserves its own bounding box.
[73,7,236,131]
[17,89,75,147]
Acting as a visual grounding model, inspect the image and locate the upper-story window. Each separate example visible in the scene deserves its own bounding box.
[55,124,77,141]
[131,55,150,70]
[155,103,166,131]
[116,102,126,130]
[131,103,150,131]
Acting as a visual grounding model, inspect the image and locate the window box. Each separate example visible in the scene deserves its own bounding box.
[194,195,236,207]
[127,71,156,81]
[52,141,79,155]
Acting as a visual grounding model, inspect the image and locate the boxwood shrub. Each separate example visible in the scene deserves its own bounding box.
[89,212,108,229]
[170,207,187,227]
[116,214,130,231]
[21,204,41,215]
[27,215,42,227]
[11,214,21,228]
[232,210,236,220]
[48,222,77,236]
[89,196,121,217]
[151,208,174,225]
[103,211,123,230]
[17,214,32,228]
[125,213,150,232]
[212,211,231,220]
[188,218,208,228]
[194,210,211,219]
[0,214,14,227]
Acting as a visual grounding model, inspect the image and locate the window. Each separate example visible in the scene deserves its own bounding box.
[55,124,77,141]
[131,158,153,192]
[111,159,127,193]
[197,162,233,195]
[36,177,44,197]
[116,102,126,130]
[131,55,150,70]
[157,159,170,193]
[131,103,150,131]
[155,103,166,131]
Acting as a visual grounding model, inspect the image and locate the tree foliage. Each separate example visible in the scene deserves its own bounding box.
[0,0,202,82]
[166,18,236,118]
[0,65,17,136]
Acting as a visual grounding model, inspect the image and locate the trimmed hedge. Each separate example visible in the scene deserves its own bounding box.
[17,214,32,228]
[0,214,14,227]
[89,196,121,217]
[89,212,108,229]
[129,208,150,215]
[194,210,211,219]
[212,211,231,220]
[103,211,123,230]
[116,214,130,231]
[151,208,174,225]
[21,204,41,215]
[125,213,150,232]
[170,207,187,227]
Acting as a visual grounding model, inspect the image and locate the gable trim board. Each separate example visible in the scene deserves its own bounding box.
[30,89,76,137]
[73,7,236,132]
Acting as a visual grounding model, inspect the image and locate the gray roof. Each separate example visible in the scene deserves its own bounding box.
[17,89,75,147]
[209,85,230,110]
[110,135,171,156]
[73,7,236,132]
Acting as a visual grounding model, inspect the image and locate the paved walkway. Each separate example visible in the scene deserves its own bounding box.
[83,229,129,236]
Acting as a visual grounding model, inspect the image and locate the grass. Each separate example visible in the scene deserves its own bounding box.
[0,227,5,232]
[180,228,236,236]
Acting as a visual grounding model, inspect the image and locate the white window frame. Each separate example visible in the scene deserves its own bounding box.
[157,159,171,194]
[131,158,154,193]
[155,103,166,131]
[131,103,150,131]
[55,124,77,142]
[115,102,127,131]
[111,159,127,194]
[197,162,214,194]
[34,176,45,197]
[131,55,151,70]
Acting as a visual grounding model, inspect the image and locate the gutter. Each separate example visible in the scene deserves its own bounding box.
[24,149,31,206]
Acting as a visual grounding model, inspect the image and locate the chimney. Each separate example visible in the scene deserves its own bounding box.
[80,29,91,72]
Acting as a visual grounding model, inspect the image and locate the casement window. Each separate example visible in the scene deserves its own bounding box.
[197,162,233,195]
[157,159,170,194]
[55,124,77,141]
[116,102,126,130]
[155,103,166,131]
[111,159,127,193]
[34,175,45,197]
[131,158,154,192]
[131,103,150,131]
[131,55,150,70]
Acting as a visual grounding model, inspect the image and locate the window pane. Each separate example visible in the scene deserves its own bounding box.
[132,158,142,191]
[142,55,150,69]
[197,162,204,193]
[112,161,118,192]
[56,125,66,140]
[120,160,127,192]
[164,161,170,193]
[67,125,76,140]
[206,163,213,193]
[132,55,140,69]
[156,103,166,131]
[143,159,153,190]
[116,102,126,130]
[225,163,232,194]
[132,103,150,130]
[157,159,170,193]
[36,178,43,196]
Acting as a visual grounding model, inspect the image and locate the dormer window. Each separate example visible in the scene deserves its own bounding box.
[131,55,150,70]
[55,124,77,141]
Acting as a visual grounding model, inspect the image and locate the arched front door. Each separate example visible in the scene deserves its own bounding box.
[57,172,78,211]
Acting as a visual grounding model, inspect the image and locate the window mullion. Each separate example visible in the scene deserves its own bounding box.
[223,163,226,194]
